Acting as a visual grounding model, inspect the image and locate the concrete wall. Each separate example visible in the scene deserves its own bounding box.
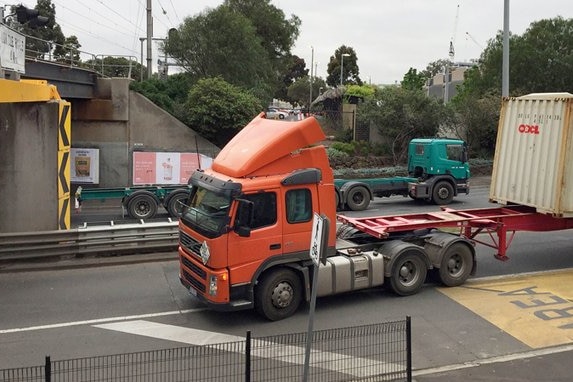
[72,78,220,188]
[0,102,59,233]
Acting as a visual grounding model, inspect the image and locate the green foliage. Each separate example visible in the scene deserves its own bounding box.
[277,54,308,102]
[287,75,326,107]
[183,77,263,147]
[326,147,350,161]
[164,5,274,103]
[345,84,375,99]
[85,56,143,81]
[356,86,445,163]
[457,17,573,99]
[329,142,354,155]
[130,73,195,114]
[326,46,362,87]
[10,0,65,60]
[401,68,426,90]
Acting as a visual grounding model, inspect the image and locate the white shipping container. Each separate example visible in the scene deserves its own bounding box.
[490,93,573,217]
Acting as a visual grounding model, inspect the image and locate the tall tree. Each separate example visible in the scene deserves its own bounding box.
[401,68,426,90]
[357,86,444,163]
[54,35,81,64]
[10,0,66,60]
[183,77,263,147]
[458,16,573,99]
[224,0,301,59]
[287,75,326,107]
[276,54,308,102]
[164,5,274,102]
[326,45,362,87]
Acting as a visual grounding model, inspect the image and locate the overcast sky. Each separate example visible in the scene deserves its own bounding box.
[49,0,573,84]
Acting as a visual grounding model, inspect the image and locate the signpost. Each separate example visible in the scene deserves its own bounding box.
[303,213,330,381]
[0,24,26,74]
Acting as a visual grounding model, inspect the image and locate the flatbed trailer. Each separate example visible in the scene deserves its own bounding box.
[338,204,573,260]
[75,185,190,219]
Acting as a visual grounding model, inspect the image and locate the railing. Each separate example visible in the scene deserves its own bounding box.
[0,318,412,382]
[0,221,179,262]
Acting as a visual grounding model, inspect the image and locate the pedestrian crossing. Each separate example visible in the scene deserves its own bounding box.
[94,320,405,379]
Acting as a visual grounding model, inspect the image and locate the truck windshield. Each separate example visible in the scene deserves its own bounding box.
[180,186,232,238]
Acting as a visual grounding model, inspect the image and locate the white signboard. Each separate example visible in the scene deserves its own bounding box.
[0,24,25,73]
[71,148,100,184]
[310,213,326,266]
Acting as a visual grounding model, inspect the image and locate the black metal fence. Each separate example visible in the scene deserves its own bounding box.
[1,318,411,382]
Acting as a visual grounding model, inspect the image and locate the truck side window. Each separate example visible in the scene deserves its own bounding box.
[446,144,463,161]
[286,189,312,223]
[235,192,277,230]
[415,144,424,155]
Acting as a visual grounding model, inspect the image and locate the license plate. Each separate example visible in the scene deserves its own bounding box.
[189,287,197,297]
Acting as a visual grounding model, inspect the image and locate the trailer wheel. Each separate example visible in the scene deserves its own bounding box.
[438,243,473,287]
[127,191,158,219]
[255,269,302,321]
[165,190,189,218]
[389,251,427,296]
[432,181,454,205]
[346,186,370,211]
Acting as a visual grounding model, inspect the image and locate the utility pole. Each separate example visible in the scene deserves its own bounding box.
[502,0,510,97]
[146,0,153,79]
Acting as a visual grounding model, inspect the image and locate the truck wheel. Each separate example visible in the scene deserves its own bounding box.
[127,191,158,219]
[165,190,189,217]
[255,269,302,321]
[389,252,427,296]
[346,186,370,211]
[438,243,473,287]
[432,181,454,205]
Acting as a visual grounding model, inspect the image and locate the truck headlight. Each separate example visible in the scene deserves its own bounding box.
[209,275,218,295]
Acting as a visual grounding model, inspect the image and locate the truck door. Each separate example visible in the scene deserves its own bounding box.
[227,190,282,285]
[441,143,469,180]
[282,186,316,256]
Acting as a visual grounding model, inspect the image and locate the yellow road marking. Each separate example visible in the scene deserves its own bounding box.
[439,269,573,348]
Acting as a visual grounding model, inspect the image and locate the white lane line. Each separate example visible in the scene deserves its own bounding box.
[93,320,243,345]
[0,308,206,334]
[94,320,404,379]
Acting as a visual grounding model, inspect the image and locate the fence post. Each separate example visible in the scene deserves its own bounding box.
[406,316,412,382]
[44,356,51,382]
[245,330,251,382]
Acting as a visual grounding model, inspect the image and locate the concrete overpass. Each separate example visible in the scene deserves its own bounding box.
[0,60,220,233]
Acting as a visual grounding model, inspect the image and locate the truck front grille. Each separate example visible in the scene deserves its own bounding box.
[182,270,206,293]
[180,231,202,259]
[181,256,206,280]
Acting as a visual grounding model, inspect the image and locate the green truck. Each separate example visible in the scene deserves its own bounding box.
[75,185,191,219]
[335,138,470,211]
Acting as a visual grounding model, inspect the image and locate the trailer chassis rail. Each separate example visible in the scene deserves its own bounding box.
[337,205,573,260]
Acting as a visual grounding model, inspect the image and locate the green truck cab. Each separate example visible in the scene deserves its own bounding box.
[335,138,470,210]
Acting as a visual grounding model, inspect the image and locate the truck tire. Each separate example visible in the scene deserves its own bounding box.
[126,191,158,219]
[255,268,302,321]
[432,181,454,205]
[346,186,370,211]
[438,243,473,287]
[165,190,189,218]
[388,251,427,296]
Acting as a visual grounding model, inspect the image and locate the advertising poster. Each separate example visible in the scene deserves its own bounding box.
[71,148,100,183]
[133,152,212,185]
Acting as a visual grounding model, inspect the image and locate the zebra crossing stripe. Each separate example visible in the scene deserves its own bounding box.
[93,320,404,379]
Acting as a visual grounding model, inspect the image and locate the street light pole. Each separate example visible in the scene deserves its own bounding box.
[340,53,350,86]
[309,46,314,111]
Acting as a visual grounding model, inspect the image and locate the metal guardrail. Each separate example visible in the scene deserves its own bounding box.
[0,221,179,262]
